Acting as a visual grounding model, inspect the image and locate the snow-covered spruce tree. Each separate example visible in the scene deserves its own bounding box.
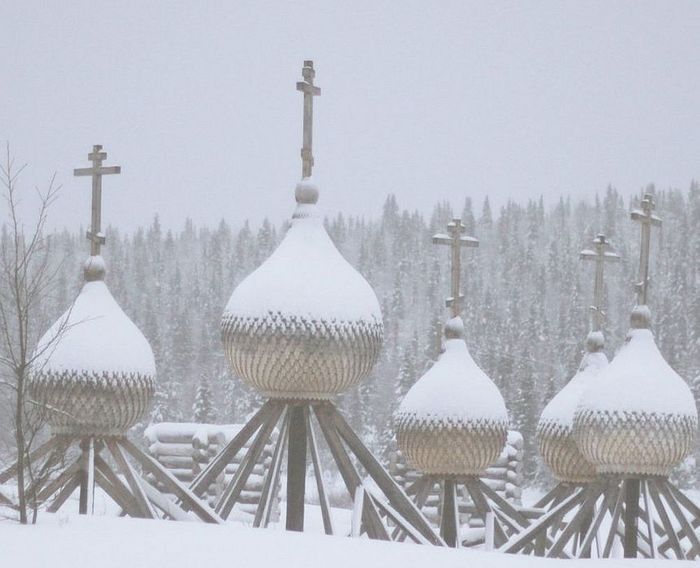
[192,375,216,424]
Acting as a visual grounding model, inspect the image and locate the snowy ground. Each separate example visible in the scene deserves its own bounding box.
[2,484,698,566]
[0,512,690,568]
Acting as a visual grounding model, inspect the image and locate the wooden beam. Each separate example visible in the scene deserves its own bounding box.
[646,479,683,558]
[0,436,62,484]
[578,481,617,557]
[93,463,142,518]
[189,400,276,496]
[602,479,626,557]
[463,477,507,546]
[217,403,284,519]
[107,440,157,519]
[656,479,700,558]
[440,479,459,547]
[641,480,655,558]
[47,472,81,512]
[546,483,603,558]
[139,479,193,522]
[368,489,432,545]
[392,476,430,541]
[119,438,222,524]
[286,404,307,531]
[306,408,334,535]
[254,409,289,528]
[350,487,365,538]
[78,438,95,515]
[623,478,640,558]
[313,405,388,541]
[34,456,81,503]
[499,484,587,553]
[322,403,444,546]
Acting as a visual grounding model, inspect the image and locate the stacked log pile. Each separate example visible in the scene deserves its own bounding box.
[144,422,279,522]
[389,430,524,527]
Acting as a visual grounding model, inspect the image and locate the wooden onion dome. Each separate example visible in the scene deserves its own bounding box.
[537,332,606,483]
[574,306,698,477]
[220,177,383,399]
[395,317,508,476]
[189,63,440,544]
[1,145,219,523]
[537,233,619,485]
[28,256,156,435]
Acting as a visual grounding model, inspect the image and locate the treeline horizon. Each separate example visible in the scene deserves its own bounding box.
[2,182,700,487]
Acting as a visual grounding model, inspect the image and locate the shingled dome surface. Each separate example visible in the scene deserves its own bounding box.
[574,307,698,477]
[395,317,508,476]
[28,256,156,435]
[221,178,384,399]
[537,331,607,483]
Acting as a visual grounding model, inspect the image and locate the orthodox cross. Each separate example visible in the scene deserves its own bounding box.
[74,145,121,256]
[580,233,620,331]
[630,193,662,305]
[296,60,321,179]
[433,218,479,317]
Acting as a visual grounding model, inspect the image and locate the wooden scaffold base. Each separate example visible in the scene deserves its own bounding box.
[500,475,700,559]
[0,434,221,523]
[399,474,541,550]
[184,399,444,545]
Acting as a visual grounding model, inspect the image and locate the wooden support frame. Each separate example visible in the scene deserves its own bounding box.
[0,434,218,524]
[502,475,700,559]
[188,399,443,544]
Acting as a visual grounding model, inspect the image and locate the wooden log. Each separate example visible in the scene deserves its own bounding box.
[107,440,157,519]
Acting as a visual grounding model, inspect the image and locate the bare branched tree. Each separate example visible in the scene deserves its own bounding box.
[0,143,67,523]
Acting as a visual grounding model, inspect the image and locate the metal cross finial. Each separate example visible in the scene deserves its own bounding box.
[580,233,620,331]
[433,218,479,317]
[630,193,662,305]
[296,60,321,179]
[74,145,121,256]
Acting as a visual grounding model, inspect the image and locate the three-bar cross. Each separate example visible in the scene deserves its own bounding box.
[580,233,620,331]
[433,218,479,317]
[296,61,321,179]
[630,193,662,305]
[74,145,121,256]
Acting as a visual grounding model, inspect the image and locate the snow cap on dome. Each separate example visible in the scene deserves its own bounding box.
[396,317,507,426]
[577,320,695,417]
[574,306,698,476]
[34,257,156,377]
[540,334,608,430]
[395,317,508,475]
[224,179,382,324]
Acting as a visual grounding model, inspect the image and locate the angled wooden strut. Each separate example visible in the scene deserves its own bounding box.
[398,471,544,550]
[500,475,700,559]
[0,434,221,523]
[185,399,444,545]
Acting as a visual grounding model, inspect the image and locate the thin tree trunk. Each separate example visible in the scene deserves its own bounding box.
[15,368,27,524]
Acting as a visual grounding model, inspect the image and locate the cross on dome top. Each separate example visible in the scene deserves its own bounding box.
[74,145,121,257]
[433,218,479,318]
[580,233,620,332]
[296,61,321,179]
[631,193,662,306]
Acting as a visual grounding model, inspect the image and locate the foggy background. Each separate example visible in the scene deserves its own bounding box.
[2,1,699,230]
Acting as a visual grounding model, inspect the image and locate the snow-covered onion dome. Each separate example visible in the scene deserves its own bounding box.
[221,178,383,399]
[537,331,607,483]
[574,306,698,476]
[394,318,509,476]
[27,256,156,435]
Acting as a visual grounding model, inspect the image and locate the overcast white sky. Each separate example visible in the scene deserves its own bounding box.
[2,1,699,231]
